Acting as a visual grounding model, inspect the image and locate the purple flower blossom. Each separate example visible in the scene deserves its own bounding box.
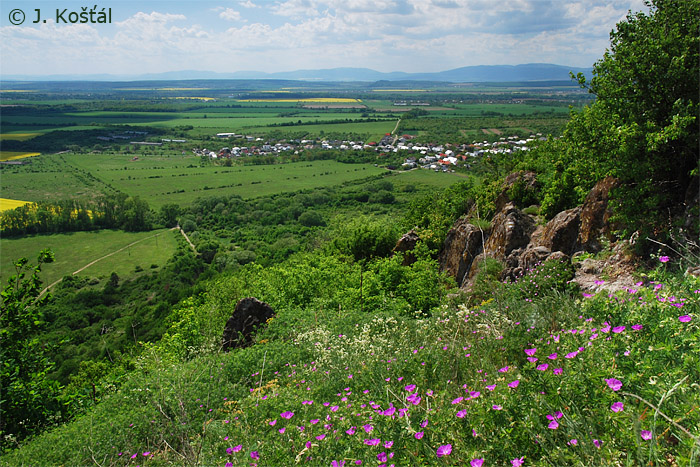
[470,458,484,467]
[605,378,622,391]
[436,444,452,458]
[346,427,356,435]
[414,431,424,439]
[553,368,563,375]
[452,397,464,404]
[508,380,520,388]
[632,324,643,331]
[536,363,549,371]
[404,384,416,392]
[641,430,652,440]
[384,441,394,448]
[363,424,373,433]
[568,439,578,446]
[547,353,557,360]
[548,420,559,430]
[456,409,467,418]
[486,384,496,391]
[524,348,537,356]
[498,366,509,373]
[232,445,242,452]
[316,434,326,441]
[593,439,601,448]
[611,402,624,412]
[250,451,259,460]
[511,457,525,467]
[407,393,422,405]
[280,411,294,419]
[492,405,503,410]
[679,315,692,323]
[612,326,625,333]
[659,256,669,263]
[364,438,381,446]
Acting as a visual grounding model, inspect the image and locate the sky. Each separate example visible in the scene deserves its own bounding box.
[0,0,648,77]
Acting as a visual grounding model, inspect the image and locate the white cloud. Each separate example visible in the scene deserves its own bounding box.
[219,8,242,21]
[0,1,652,76]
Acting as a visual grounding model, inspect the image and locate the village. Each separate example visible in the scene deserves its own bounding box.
[189,132,543,172]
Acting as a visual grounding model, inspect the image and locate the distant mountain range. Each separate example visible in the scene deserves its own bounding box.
[2,63,591,83]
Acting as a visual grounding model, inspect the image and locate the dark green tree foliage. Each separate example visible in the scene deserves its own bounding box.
[0,194,154,236]
[534,0,698,233]
[0,249,62,446]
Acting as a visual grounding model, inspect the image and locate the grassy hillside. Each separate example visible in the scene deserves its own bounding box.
[0,228,179,287]
[2,253,697,466]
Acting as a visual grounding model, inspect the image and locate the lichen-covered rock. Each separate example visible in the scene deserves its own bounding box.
[439,219,486,286]
[482,203,536,260]
[222,297,275,351]
[538,206,581,254]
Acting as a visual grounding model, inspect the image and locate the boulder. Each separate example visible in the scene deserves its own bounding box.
[538,206,581,255]
[222,297,275,351]
[393,229,420,266]
[439,219,486,286]
[461,203,535,288]
[482,203,536,260]
[578,176,620,251]
[519,246,552,274]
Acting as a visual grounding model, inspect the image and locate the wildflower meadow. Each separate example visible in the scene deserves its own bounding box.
[4,256,698,466]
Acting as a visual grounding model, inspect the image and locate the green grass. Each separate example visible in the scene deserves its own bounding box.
[1,154,389,209]
[65,156,387,209]
[3,257,697,466]
[0,228,179,287]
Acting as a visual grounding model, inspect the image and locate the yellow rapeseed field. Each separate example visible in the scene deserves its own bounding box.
[0,133,40,141]
[0,152,41,161]
[0,198,31,212]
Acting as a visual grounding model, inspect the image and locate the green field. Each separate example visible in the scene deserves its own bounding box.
[1,154,390,209]
[0,228,179,288]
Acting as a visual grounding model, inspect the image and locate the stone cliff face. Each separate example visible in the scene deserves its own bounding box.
[439,175,631,291]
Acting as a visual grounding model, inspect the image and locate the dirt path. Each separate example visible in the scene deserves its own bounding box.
[178,226,197,252]
[40,228,179,296]
[391,118,402,145]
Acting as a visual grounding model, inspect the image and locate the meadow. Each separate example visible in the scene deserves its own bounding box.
[3,253,697,466]
[0,228,179,288]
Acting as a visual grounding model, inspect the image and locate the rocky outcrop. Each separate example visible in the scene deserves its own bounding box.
[482,203,536,259]
[439,175,625,293]
[462,203,536,287]
[393,230,421,265]
[578,176,620,251]
[438,219,487,286]
[222,297,275,351]
[537,207,581,253]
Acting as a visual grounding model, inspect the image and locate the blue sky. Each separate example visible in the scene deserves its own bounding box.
[0,0,647,77]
